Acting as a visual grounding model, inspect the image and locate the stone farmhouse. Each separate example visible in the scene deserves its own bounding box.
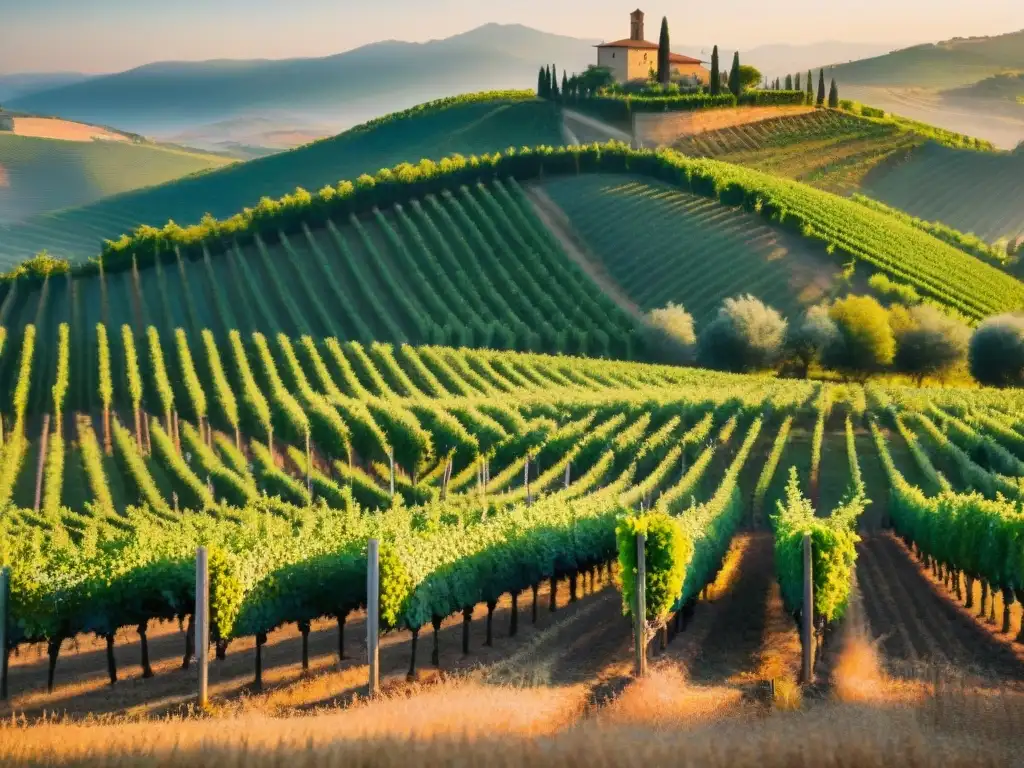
[596,9,710,85]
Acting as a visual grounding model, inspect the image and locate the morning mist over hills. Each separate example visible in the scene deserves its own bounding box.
[5,25,911,151]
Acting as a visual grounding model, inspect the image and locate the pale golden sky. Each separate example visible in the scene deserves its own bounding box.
[3,0,1022,73]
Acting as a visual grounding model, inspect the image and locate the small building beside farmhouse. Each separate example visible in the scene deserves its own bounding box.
[596,10,710,85]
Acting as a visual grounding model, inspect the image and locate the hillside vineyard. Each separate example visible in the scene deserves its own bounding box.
[4,320,1024,688]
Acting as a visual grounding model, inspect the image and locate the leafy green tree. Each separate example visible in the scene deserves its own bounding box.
[658,17,671,85]
[738,65,761,90]
[577,65,614,97]
[697,295,788,372]
[644,302,696,364]
[785,74,793,90]
[890,304,969,385]
[828,78,839,107]
[968,314,1024,387]
[728,51,741,97]
[785,304,840,378]
[823,295,895,379]
[710,46,721,96]
[817,69,827,105]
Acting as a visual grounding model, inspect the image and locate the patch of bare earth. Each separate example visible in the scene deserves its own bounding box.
[11,117,129,143]
[524,185,644,322]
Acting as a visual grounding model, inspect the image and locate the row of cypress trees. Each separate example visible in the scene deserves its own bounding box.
[537,64,568,99]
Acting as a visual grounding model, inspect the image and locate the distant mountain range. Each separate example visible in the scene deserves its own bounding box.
[0,72,93,102]
[6,26,911,146]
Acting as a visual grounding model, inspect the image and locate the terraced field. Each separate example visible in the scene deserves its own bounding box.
[673,110,1024,246]
[0,134,232,225]
[672,111,921,195]
[0,95,562,267]
[538,174,850,324]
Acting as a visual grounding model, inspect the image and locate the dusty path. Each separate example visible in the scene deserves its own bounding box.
[1,575,622,719]
[856,533,1024,686]
[562,108,635,146]
[524,186,644,322]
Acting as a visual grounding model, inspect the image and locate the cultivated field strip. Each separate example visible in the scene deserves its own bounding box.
[0,97,564,266]
[0,179,637,376]
[674,110,918,195]
[541,175,838,324]
[862,142,1024,245]
[1,319,1024,697]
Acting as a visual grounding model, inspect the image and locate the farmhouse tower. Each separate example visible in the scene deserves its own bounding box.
[630,9,645,41]
[596,9,709,85]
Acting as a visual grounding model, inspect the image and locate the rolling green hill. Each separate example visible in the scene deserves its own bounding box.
[673,110,1024,246]
[0,133,232,224]
[0,93,563,266]
[944,72,1024,102]
[824,30,1024,89]
[538,175,844,325]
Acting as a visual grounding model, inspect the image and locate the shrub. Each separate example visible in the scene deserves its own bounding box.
[968,314,1024,387]
[823,295,895,379]
[644,302,696,363]
[697,295,787,373]
[891,304,970,385]
[785,304,840,378]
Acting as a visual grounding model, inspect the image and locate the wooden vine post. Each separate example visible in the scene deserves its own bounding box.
[367,538,380,698]
[196,546,210,708]
[633,533,647,678]
[801,533,814,685]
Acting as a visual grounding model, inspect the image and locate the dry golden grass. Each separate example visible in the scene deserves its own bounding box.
[11,117,130,142]
[2,687,1021,768]
[595,666,745,728]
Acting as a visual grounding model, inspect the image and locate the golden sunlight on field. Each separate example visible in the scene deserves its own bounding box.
[10,117,130,142]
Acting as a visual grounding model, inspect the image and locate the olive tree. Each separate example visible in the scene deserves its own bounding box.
[784,304,840,378]
[969,314,1024,387]
[822,295,895,380]
[697,295,787,373]
[891,305,970,385]
[644,302,696,364]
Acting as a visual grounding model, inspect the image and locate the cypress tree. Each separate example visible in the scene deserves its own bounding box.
[658,17,671,85]
[728,51,741,97]
[562,70,569,98]
[551,64,560,97]
[537,67,546,97]
[806,70,814,102]
[795,72,801,91]
[709,46,721,96]
[828,78,839,108]
[817,68,826,106]
[785,74,793,90]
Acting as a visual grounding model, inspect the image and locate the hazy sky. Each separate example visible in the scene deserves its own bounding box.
[3,0,1022,74]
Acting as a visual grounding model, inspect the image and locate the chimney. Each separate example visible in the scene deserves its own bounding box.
[630,9,645,41]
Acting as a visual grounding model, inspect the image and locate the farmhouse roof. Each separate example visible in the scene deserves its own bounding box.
[595,39,704,64]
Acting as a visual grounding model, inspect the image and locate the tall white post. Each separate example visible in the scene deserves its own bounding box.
[801,533,814,684]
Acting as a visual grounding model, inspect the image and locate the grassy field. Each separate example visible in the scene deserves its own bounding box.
[0,95,563,267]
[537,174,844,325]
[0,133,231,224]
[674,110,1024,246]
